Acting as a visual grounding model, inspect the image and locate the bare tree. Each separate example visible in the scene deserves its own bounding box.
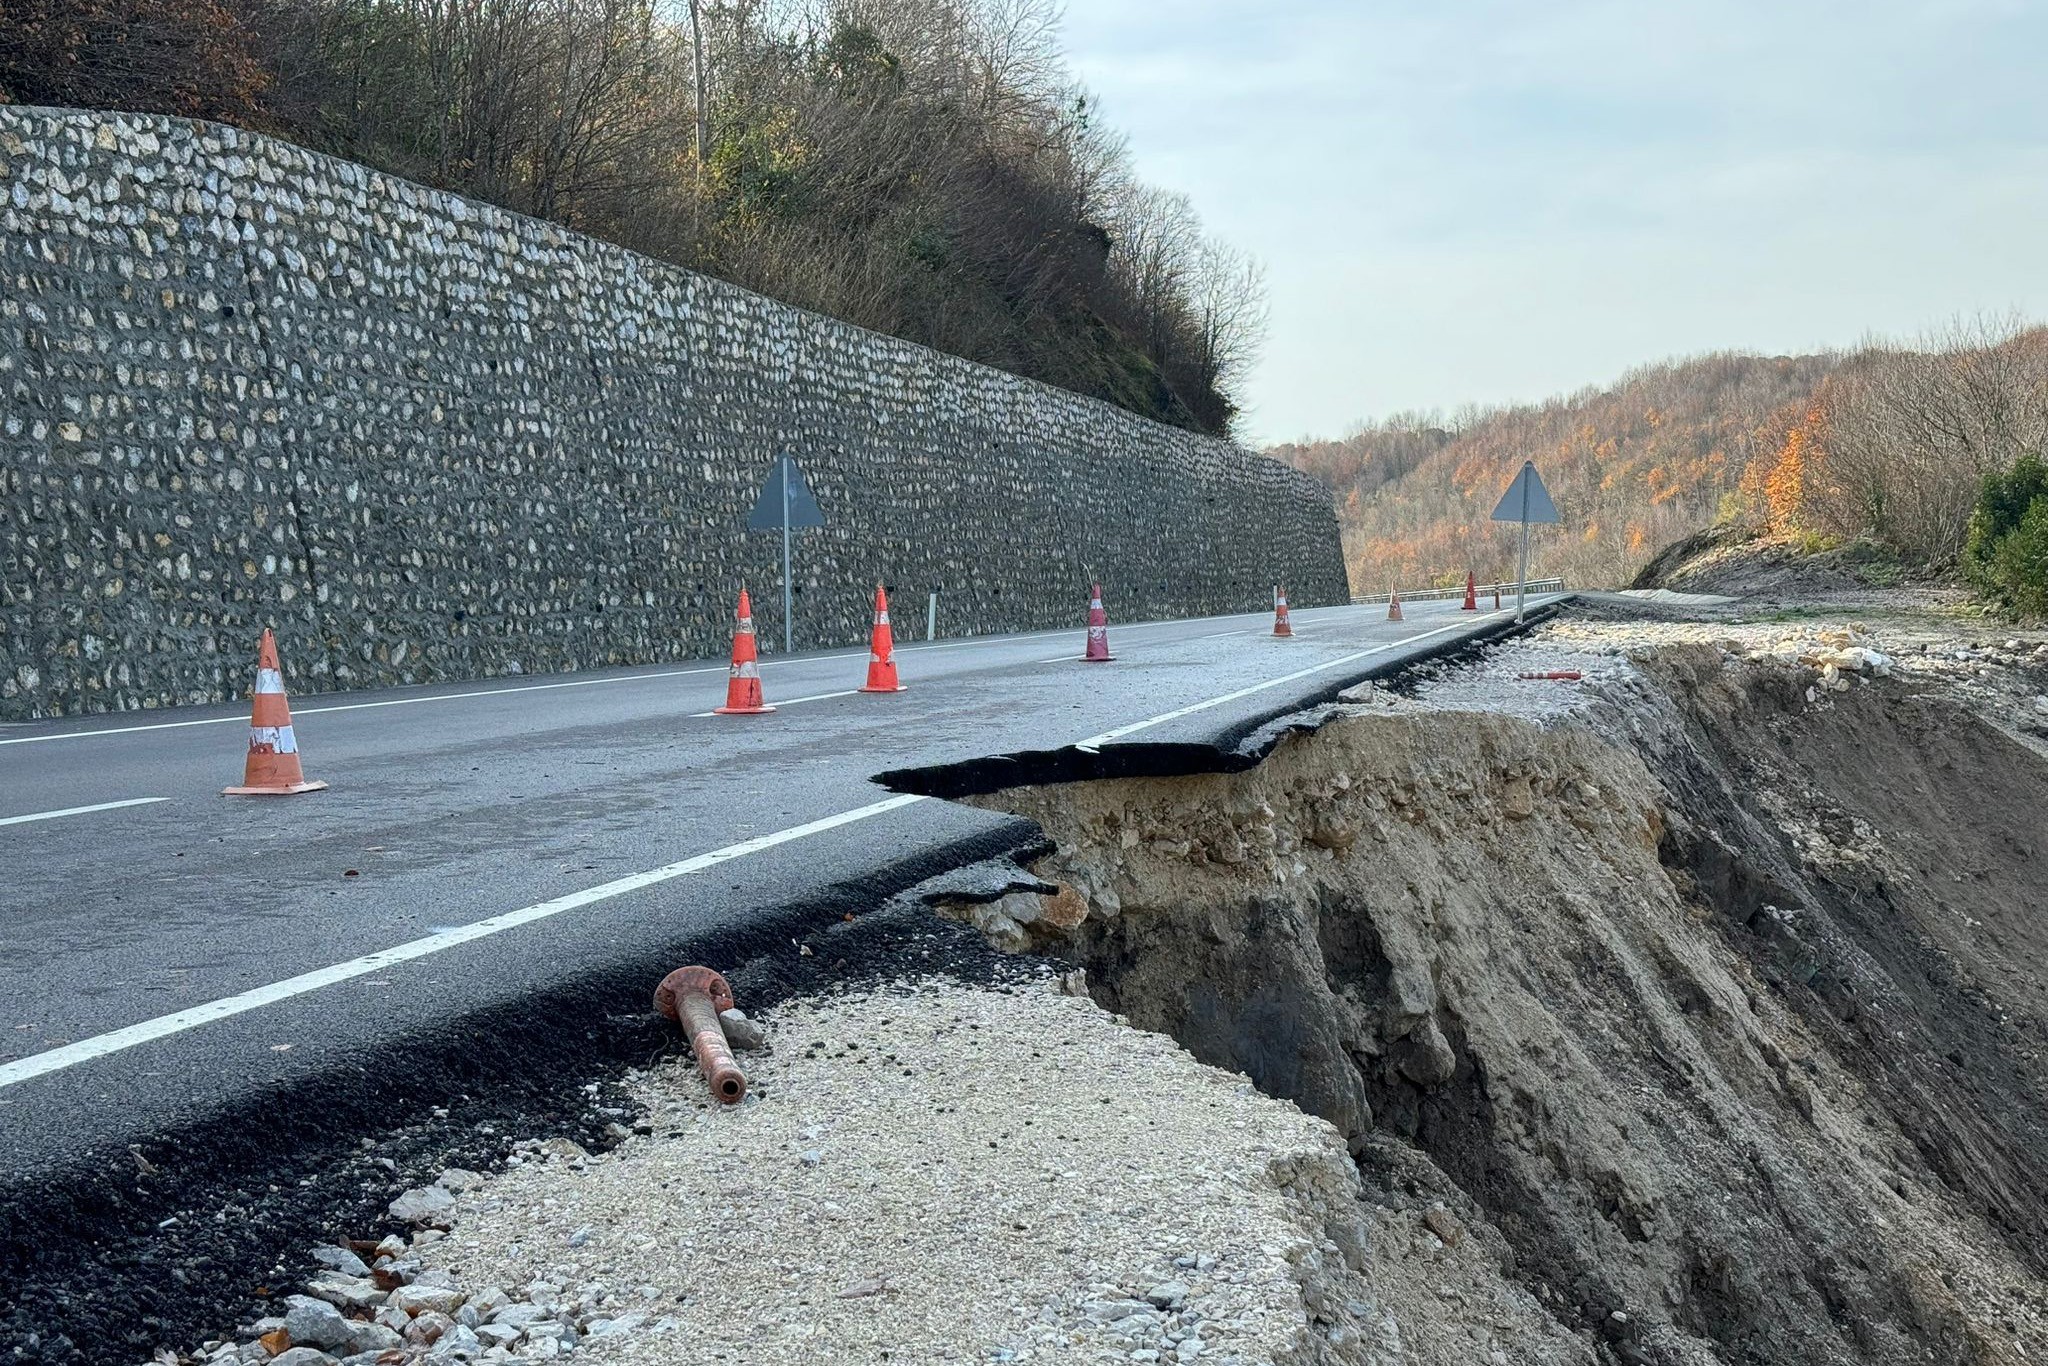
[1807,318,2048,563]
[1191,240,1268,400]
[18,0,1264,434]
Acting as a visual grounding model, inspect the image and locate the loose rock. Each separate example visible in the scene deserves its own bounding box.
[279,1296,352,1353]
[388,1185,458,1227]
[718,1007,766,1050]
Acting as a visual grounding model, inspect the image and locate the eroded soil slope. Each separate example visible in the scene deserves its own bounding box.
[954,644,2048,1365]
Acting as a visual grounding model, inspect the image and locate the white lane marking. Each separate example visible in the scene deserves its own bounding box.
[689,688,861,719]
[0,793,927,1090]
[1030,598,1474,664]
[894,627,1066,654]
[0,797,171,828]
[0,604,1547,1087]
[1037,625,1255,660]
[1075,612,1515,749]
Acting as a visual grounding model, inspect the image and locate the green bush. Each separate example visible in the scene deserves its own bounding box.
[1963,453,2048,616]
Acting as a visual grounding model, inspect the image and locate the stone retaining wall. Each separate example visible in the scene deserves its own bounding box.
[0,108,1346,719]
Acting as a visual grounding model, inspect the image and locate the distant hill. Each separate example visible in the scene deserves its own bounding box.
[1271,352,1843,591]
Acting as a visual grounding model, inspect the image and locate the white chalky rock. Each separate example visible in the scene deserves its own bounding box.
[388,1282,466,1315]
[389,1184,458,1226]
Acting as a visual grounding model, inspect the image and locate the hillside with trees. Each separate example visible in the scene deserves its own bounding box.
[1276,321,2048,613]
[1272,352,1841,591]
[0,0,1263,434]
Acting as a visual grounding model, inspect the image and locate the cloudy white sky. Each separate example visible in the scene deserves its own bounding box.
[1061,0,2048,444]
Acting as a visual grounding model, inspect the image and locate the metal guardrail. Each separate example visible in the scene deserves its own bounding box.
[1351,578,1564,606]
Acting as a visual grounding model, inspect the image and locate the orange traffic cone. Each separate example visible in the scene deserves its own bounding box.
[1272,585,1294,637]
[1081,583,1114,662]
[1462,571,1478,612]
[1387,586,1404,622]
[860,583,905,693]
[714,588,775,715]
[223,628,328,796]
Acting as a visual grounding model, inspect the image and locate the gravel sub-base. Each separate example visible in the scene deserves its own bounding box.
[421,979,1372,1365]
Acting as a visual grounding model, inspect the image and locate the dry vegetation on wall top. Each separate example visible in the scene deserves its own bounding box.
[1279,321,2048,608]
[0,0,1265,436]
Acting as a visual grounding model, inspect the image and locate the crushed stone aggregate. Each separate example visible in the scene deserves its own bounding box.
[413,980,1368,1365]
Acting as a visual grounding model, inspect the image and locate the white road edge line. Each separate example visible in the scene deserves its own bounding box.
[1076,612,1516,749]
[0,793,927,1090]
[0,603,1543,1087]
[0,797,171,828]
[688,688,861,719]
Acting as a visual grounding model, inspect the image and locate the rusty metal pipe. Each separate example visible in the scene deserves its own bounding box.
[654,965,747,1103]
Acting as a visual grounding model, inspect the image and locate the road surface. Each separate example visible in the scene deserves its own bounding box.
[0,594,1557,1176]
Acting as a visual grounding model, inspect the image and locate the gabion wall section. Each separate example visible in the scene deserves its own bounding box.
[0,108,1348,719]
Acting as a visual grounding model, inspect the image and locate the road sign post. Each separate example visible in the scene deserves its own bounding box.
[780,463,791,655]
[746,454,826,653]
[1489,460,1560,623]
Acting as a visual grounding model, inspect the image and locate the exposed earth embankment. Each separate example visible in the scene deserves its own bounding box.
[941,612,2048,1364]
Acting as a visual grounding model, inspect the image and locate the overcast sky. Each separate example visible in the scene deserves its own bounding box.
[1062,0,2048,445]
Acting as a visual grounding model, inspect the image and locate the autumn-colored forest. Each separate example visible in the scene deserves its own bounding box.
[0,0,1265,435]
[1275,321,2048,595]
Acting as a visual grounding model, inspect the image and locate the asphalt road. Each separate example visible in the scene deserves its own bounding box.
[0,594,1555,1176]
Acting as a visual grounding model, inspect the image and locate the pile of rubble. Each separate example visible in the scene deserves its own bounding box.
[152,979,1470,1366]
[1738,627,1897,692]
[167,1151,666,1366]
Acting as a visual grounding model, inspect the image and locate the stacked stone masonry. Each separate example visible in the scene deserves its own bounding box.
[0,108,1347,720]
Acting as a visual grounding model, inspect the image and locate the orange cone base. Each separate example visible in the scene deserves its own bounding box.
[1080,655,1115,662]
[714,702,776,715]
[223,779,329,796]
[860,682,907,693]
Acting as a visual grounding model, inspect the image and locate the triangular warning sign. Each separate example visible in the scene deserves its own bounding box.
[746,454,826,532]
[1490,461,1560,524]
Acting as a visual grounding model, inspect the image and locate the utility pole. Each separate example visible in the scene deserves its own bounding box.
[687,0,709,181]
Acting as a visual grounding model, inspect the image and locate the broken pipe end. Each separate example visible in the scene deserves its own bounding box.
[654,965,747,1104]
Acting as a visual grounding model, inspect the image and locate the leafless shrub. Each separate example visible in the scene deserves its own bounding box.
[1807,318,2048,563]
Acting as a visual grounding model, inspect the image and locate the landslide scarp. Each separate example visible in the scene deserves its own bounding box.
[932,644,2048,1365]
